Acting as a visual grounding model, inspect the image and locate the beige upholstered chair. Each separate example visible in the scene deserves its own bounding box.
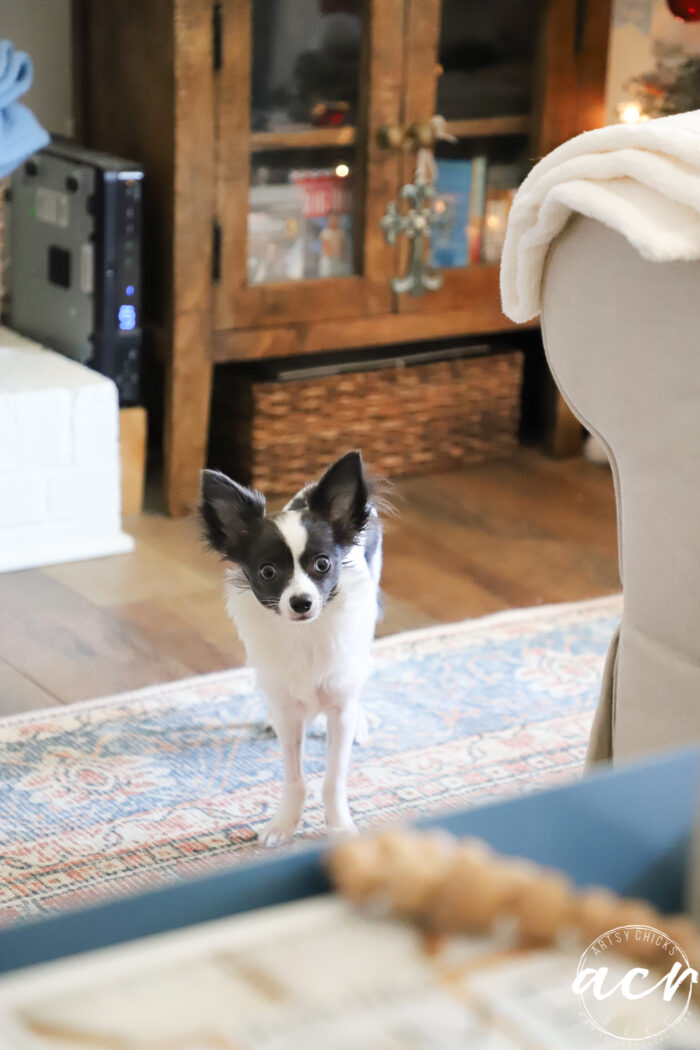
[540,214,700,764]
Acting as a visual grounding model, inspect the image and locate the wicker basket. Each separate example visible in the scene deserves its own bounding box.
[210,349,524,495]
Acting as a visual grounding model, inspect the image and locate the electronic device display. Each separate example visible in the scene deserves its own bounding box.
[2,139,144,405]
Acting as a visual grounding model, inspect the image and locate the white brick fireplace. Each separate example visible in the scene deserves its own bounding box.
[0,326,133,572]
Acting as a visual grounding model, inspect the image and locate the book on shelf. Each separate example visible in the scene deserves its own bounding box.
[482,164,525,265]
[248,182,305,285]
[467,156,488,266]
[248,170,354,284]
[429,159,471,270]
[291,170,354,279]
[429,158,525,270]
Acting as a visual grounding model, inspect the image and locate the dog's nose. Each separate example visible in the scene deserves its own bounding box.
[290,594,313,614]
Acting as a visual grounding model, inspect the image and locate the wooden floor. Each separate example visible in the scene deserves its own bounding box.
[0,450,620,715]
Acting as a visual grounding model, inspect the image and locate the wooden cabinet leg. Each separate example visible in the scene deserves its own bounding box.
[546,386,583,458]
[164,326,213,517]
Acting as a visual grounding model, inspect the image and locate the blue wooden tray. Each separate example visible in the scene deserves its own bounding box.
[1,747,698,975]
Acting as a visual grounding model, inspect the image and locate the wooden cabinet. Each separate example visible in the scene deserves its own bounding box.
[73,0,611,514]
[214,0,402,332]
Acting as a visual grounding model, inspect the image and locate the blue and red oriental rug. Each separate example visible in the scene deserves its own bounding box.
[0,596,621,923]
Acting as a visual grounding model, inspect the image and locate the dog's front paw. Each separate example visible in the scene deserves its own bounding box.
[258,819,296,848]
[258,810,301,848]
[326,816,358,839]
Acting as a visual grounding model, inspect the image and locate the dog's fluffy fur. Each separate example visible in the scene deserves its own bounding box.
[200,451,382,845]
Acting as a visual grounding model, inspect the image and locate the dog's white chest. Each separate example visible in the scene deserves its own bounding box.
[225,563,377,708]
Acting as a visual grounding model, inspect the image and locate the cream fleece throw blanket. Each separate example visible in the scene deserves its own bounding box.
[500,109,700,323]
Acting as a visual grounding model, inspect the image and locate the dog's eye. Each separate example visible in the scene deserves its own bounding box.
[259,564,277,581]
[314,555,331,574]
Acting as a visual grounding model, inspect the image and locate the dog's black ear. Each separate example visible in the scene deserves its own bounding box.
[307,450,369,544]
[199,470,265,558]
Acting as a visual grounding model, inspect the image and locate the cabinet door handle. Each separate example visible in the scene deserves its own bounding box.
[380,117,456,152]
[406,116,456,150]
[378,125,407,150]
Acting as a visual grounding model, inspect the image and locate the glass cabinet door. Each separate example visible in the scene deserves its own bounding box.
[393,0,541,318]
[436,0,539,122]
[393,0,611,317]
[214,0,404,332]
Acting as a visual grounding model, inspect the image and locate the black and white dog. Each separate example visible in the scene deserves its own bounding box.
[200,451,382,846]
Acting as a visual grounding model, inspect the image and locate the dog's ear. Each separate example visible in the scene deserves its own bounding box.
[307,450,369,544]
[199,470,265,558]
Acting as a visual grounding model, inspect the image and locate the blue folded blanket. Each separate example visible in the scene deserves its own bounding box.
[0,40,49,179]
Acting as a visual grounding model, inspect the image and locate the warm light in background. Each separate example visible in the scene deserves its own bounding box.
[335,163,350,178]
[619,102,643,124]
[434,199,446,213]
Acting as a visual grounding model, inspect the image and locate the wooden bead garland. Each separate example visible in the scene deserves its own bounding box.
[329,831,700,971]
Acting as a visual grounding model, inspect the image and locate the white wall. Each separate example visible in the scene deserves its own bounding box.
[3,0,73,137]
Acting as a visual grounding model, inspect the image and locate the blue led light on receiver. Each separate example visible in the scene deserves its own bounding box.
[125,284,135,297]
[118,304,137,331]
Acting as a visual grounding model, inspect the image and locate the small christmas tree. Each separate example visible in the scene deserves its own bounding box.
[625,41,700,118]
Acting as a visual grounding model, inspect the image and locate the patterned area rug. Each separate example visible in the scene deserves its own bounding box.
[0,596,621,923]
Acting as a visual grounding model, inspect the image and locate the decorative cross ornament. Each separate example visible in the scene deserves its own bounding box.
[380,178,453,297]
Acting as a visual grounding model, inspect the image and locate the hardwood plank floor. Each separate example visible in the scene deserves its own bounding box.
[0,661,57,715]
[0,450,620,713]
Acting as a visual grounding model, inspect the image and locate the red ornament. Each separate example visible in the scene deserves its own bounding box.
[666,0,700,21]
